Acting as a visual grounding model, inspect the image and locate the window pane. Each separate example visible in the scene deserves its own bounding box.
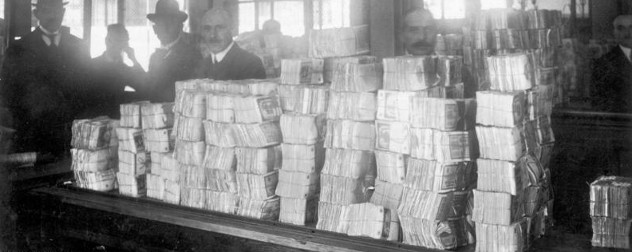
[62,1,84,38]
[126,0,159,70]
[239,2,256,34]
[258,1,272,30]
[481,0,508,10]
[443,0,465,19]
[274,1,304,37]
[318,0,350,29]
[91,0,118,58]
[424,0,442,19]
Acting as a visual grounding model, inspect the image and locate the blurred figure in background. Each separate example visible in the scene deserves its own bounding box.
[195,8,266,80]
[91,24,145,118]
[146,0,201,102]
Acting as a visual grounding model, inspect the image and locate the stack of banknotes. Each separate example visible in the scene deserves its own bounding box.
[327,92,377,121]
[475,220,529,252]
[279,114,326,144]
[280,58,324,85]
[337,203,395,240]
[71,118,119,191]
[472,190,525,225]
[324,55,377,83]
[591,175,632,248]
[330,61,383,92]
[383,56,439,91]
[277,85,329,114]
[120,101,149,128]
[487,53,535,92]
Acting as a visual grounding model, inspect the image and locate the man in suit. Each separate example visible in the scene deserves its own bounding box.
[146,0,201,102]
[1,0,91,157]
[195,8,266,80]
[592,14,632,113]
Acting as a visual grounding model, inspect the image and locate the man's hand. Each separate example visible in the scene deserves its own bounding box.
[123,46,138,63]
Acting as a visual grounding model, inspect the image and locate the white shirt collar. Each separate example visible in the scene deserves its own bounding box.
[39,25,61,46]
[211,41,234,63]
[160,32,183,51]
[620,45,631,62]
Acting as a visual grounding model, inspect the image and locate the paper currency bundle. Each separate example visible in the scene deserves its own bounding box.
[475,125,524,162]
[280,58,324,85]
[277,84,329,114]
[308,25,369,58]
[71,148,116,172]
[116,127,145,153]
[376,90,414,122]
[236,170,279,200]
[147,173,165,200]
[398,189,469,221]
[319,174,369,204]
[383,56,439,91]
[159,153,180,182]
[71,118,118,150]
[281,143,326,173]
[472,190,525,225]
[74,169,117,191]
[118,150,149,176]
[237,196,280,220]
[141,103,174,129]
[235,146,281,174]
[327,92,377,121]
[117,172,146,197]
[199,79,278,96]
[280,114,326,144]
[324,120,376,151]
[370,179,404,210]
[338,202,397,240]
[276,169,320,199]
[436,56,464,86]
[375,120,411,154]
[205,190,239,214]
[322,148,375,179]
[331,62,383,92]
[475,220,529,252]
[174,140,205,166]
[527,9,562,29]
[203,121,282,148]
[279,196,319,225]
[591,217,632,249]
[477,158,529,196]
[143,128,174,153]
[590,176,632,219]
[206,93,236,123]
[324,55,377,84]
[316,202,346,232]
[374,151,407,184]
[174,89,206,118]
[180,187,206,209]
[527,85,554,120]
[180,165,208,189]
[410,128,476,162]
[524,116,555,148]
[120,101,150,128]
[487,53,535,92]
[233,95,283,123]
[175,116,204,142]
[202,146,237,193]
[405,158,475,193]
[164,178,181,205]
[410,97,476,131]
[476,91,525,127]
[399,216,474,249]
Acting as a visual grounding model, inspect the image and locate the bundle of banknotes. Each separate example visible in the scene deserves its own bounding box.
[199,79,278,96]
[398,189,469,221]
[71,148,116,172]
[487,53,535,92]
[143,128,174,153]
[164,179,181,205]
[409,97,476,131]
[320,174,369,204]
[338,202,396,240]
[476,125,524,162]
[324,120,376,151]
[158,153,179,182]
[203,121,283,148]
[370,179,404,210]
[527,85,554,120]
[376,90,414,122]
[322,148,375,179]
[436,56,464,86]
[233,95,283,123]
[535,66,558,86]
[280,58,324,85]
[180,187,207,209]
[277,85,329,114]
[235,146,282,174]
[281,143,326,173]
[316,202,346,232]
[324,55,377,84]
[375,120,411,154]
[590,176,632,219]
[477,158,528,196]
[374,151,407,184]
[146,173,165,200]
[116,127,145,153]
[529,28,562,49]
[174,90,207,119]
[117,172,146,197]
[120,101,150,128]
[591,217,632,249]
[309,25,369,58]
[276,170,320,199]
[489,29,530,50]
[74,169,117,191]
[175,116,204,142]
[174,140,205,166]
[141,103,174,129]
[206,93,236,123]
[398,216,474,249]
[331,62,383,92]
[475,220,529,252]
[205,191,239,214]
[524,116,555,147]
[524,186,544,217]
[71,118,118,150]
[409,128,476,162]
[118,150,149,176]
[472,190,525,225]
[527,9,562,29]
[383,56,439,91]
[532,47,558,68]
[180,165,208,189]
[236,170,279,200]
[327,92,377,121]
[237,196,280,220]
[279,196,319,225]
[280,114,326,144]
[404,158,475,193]
[476,91,525,127]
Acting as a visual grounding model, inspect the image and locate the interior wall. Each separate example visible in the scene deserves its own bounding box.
[591,0,618,40]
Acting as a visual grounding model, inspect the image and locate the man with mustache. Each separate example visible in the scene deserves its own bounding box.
[592,14,632,113]
[195,8,266,80]
[146,0,201,102]
[1,0,91,158]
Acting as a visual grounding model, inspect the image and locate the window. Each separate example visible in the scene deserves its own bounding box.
[62,1,84,38]
[238,0,305,37]
[313,0,350,29]
[90,0,118,58]
[424,0,466,19]
[480,0,508,10]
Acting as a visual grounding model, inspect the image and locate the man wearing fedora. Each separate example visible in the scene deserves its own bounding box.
[1,0,92,158]
[146,0,201,102]
[195,8,266,80]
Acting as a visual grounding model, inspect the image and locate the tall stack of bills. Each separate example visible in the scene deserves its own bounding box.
[117,102,151,197]
[316,55,381,233]
[141,102,175,201]
[71,117,119,191]
[383,56,464,98]
[590,176,632,249]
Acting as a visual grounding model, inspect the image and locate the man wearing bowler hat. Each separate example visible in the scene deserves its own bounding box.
[146,0,201,102]
[1,0,92,158]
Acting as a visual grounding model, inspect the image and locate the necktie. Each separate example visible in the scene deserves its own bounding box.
[45,34,57,47]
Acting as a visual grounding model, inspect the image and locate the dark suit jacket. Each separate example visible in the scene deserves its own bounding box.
[591,46,632,113]
[91,53,146,118]
[147,34,202,103]
[1,27,91,156]
[195,43,266,81]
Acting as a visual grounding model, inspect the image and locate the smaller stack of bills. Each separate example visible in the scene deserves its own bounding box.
[472,190,525,225]
[475,220,529,252]
[324,120,376,151]
[233,95,283,123]
[141,103,174,130]
[120,101,150,128]
[327,92,377,121]
[277,85,329,114]
[476,91,525,127]
[280,58,324,85]
[383,56,439,91]
[475,126,523,162]
[486,53,534,92]
[279,114,326,144]
[338,203,395,240]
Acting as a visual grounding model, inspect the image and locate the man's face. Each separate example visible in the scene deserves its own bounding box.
[401,12,437,56]
[152,19,181,45]
[614,16,632,48]
[200,13,233,54]
[34,5,65,32]
[106,32,129,53]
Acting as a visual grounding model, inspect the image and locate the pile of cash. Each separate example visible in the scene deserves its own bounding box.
[120,101,149,128]
[71,118,119,191]
[308,25,369,58]
[476,125,523,162]
[277,85,329,114]
[383,56,439,91]
[398,216,474,250]
[409,128,476,162]
[199,79,278,96]
[116,104,150,198]
[487,53,535,92]
[324,55,377,83]
[404,159,475,193]
[280,58,324,85]
[324,120,375,151]
[475,220,529,252]
[590,176,632,249]
[327,92,377,121]
[279,114,326,144]
[233,95,283,123]
[330,61,383,92]
[337,202,395,240]
[472,190,525,225]
[476,91,525,127]
[409,97,476,131]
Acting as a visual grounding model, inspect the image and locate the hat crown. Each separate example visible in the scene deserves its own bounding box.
[154,0,182,15]
[33,0,67,8]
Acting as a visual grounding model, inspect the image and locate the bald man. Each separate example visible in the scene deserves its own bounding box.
[400,8,438,56]
[592,15,632,113]
[195,8,266,80]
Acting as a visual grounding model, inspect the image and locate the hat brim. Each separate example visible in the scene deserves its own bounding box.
[147,13,188,23]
